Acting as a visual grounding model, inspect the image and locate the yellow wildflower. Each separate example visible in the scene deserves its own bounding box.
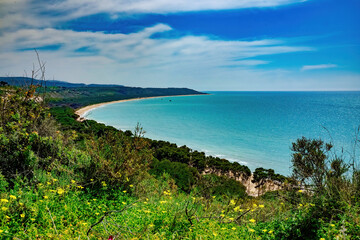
[299,204,303,207]
[20,213,25,218]
[0,230,3,233]
[230,199,236,205]
[212,196,216,199]
[130,184,133,188]
[249,219,256,223]
[95,213,99,215]
[262,229,267,232]
[90,179,94,182]
[232,227,236,230]
[330,224,335,227]
[249,228,255,232]
[71,180,76,184]
[320,238,325,240]
[5,215,10,219]
[122,202,126,205]
[213,232,218,236]
[1,199,9,203]
[10,195,16,200]
[47,182,51,185]
[149,223,154,227]
[259,204,264,208]
[298,190,303,193]
[57,188,65,195]
[253,203,257,208]
[30,218,35,221]
[123,190,127,193]
[269,230,273,234]
[44,196,49,199]
[1,207,8,211]
[101,181,107,187]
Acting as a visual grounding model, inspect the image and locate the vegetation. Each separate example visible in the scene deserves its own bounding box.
[0,83,359,239]
[1,76,205,108]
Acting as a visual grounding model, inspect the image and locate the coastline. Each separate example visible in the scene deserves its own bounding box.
[74,92,281,196]
[75,94,206,121]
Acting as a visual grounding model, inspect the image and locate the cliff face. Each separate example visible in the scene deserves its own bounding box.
[202,167,282,197]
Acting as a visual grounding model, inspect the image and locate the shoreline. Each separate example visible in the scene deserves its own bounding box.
[74,92,283,196]
[75,94,206,121]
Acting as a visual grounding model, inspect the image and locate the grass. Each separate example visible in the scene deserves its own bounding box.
[0,84,359,239]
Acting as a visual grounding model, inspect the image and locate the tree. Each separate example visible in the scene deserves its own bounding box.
[291,137,333,192]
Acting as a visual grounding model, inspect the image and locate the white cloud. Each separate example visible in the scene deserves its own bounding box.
[0,24,314,89]
[46,0,305,15]
[301,64,337,71]
[0,0,305,30]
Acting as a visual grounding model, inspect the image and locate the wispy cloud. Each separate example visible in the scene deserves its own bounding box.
[0,0,306,30]
[301,64,337,71]
[0,24,312,86]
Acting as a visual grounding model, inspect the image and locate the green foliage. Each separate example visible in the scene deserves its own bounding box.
[1,85,359,239]
[199,174,247,199]
[152,140,251,178]
[83,131,152,189]
[150,159,198,193]
[291,137,333,191]
[252,168,286,188]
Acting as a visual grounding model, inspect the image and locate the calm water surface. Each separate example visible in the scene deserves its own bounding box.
[86,92,360,175]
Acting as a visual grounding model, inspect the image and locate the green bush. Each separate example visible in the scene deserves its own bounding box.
[150,159,198,192]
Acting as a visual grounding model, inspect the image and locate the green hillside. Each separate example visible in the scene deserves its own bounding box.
[1,77,205,109]
[0,85,359,239]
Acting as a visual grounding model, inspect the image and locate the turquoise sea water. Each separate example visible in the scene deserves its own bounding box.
[86,92,360,175]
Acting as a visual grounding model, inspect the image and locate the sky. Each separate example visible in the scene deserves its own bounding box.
[0,0,359,91]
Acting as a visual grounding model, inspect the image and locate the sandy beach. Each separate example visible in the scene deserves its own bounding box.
[75,94,204,121]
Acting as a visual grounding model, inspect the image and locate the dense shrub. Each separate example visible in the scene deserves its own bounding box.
[198,174,247,199]
[150,159,198,192]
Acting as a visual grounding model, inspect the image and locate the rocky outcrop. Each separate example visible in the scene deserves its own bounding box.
[202,167,283,197]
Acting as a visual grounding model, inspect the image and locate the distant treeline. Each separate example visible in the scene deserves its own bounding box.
[1,77,205,108]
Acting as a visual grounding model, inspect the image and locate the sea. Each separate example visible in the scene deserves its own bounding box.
[85,91,360,176]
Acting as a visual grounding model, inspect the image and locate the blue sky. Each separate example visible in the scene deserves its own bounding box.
[0,0,359,90]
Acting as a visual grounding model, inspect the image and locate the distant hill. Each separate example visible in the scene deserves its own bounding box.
[0,77,206,108]
[0,77,123,88]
